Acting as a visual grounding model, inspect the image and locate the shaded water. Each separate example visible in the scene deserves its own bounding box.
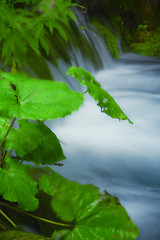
[46,16,160,240]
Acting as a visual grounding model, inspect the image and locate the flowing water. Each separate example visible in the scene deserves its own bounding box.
[46,14,160,240]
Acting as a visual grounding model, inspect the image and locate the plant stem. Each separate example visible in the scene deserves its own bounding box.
[1,150,7,168]
[0,209,17,228]
[0,118,16,151]
[0,118,16,167]
[0,202,70,227]
[2,149,13,166]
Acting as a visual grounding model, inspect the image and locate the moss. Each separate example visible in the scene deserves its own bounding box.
[130,42,155,56]
[129,27,160,56]
[91,18,119,58]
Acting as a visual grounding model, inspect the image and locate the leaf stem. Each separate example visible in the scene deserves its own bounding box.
[2,149,13,166]
[1,150,7,168]
[0,118,16,167]
[0,202,70,227]
[0,209,17,228]
[0,118,16,151]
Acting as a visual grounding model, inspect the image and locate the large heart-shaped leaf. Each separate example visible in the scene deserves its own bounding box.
[66,66,133,123]
[39,171,140,240]
[0,157,38,211]
[0,230,52,240]
[5,120,65,165]
[0,71,84,120]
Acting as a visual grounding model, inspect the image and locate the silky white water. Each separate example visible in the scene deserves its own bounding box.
[45,14,160,239]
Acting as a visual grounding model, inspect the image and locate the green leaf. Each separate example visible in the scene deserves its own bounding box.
[0,71,84,120]
[39,172,140,240]
[55,22,68,41]
[5,120,65,165]
[0,157,38,211]
[0,230,52,240]
[39,35,49,55]
[5,120,42,157]
[41,0,76,37]
[39,169,65,196]
[66,66,133,124]
[0,0,77,67]
[65,8,77,22]
[0,3,35,67]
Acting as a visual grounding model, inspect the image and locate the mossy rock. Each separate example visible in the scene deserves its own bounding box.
[130,42,156,56]
[91,18,119,58]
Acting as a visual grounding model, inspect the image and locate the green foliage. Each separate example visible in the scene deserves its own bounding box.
[130,42,155,56]
[39,170,139,240]
[130,27,160,56]
[0,71,84,120]
[5,120,65,165]
[0,0,77,67]
[0,230,52,240]
[138,24,148,29]
[67,66,133,123]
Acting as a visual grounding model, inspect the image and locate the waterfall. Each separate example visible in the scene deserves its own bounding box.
[45,10,160,240]
[47,10,113,90]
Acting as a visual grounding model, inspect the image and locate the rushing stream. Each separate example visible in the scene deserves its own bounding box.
[45,13,160,240]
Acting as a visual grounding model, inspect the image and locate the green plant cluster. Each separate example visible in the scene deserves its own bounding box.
[130,27,160,56]
[0,0,139,239]
[0,0,77,68]
[138,24,148,30]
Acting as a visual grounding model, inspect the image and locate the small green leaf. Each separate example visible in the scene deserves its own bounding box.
[39,171,140,240]
[39,35,49,55]
[0,71,84,120]
[66,66,133,124]
[0,157,38,211]
[56,22,68,41]
[65,8,77,22]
